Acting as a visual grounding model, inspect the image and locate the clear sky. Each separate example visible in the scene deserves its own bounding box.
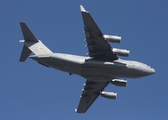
[1,0,168,120]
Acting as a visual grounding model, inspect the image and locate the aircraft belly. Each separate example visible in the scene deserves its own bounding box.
[80,64,127,80]
[33,56,142,79]
[80,61,143,80]
[37,56,82,74]
[40,57,66,71]
[64,62,81,74]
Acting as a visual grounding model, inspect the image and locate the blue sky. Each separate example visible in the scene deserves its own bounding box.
[1,0,168,120]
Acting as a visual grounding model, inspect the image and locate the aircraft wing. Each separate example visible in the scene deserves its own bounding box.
[75,80,109,113]
[80,5,118,61]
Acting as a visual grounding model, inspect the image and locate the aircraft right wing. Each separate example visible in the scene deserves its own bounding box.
[75,80,109,113]
[80,5,118,61]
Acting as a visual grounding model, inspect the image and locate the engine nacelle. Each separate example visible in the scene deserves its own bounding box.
[100,91,117,99]
[112,48,130,57]
[111,79,127,87]
[103,35,121,43]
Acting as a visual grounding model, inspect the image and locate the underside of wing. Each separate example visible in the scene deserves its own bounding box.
[75,80,109,113]
[80,5,118,61]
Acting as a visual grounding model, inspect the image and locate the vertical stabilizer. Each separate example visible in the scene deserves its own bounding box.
[19,22,52,62]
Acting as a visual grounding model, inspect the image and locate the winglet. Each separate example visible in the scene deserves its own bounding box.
[80,5,87,12]
[75,108,82,114]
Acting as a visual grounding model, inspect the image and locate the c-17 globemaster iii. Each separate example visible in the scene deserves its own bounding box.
[19,5,155,113]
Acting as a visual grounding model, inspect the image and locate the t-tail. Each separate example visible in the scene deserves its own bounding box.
[19,22,52,62]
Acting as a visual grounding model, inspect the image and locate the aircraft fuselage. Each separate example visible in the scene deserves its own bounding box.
[30,53,155,82]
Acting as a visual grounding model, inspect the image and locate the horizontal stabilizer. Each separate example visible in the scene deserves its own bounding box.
[19,45,32,62]
[20,22,38,42]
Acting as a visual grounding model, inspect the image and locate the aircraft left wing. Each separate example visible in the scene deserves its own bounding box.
[80,5,118,61]
[75,80,109,113]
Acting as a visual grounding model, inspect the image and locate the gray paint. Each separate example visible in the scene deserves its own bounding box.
[19,5,155,113]
[30,53,155,80]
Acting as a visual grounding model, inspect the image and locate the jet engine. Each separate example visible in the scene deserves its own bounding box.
[100,91,117,99]
[103,35,121,43]
[112,48,130,57]
[111,79,127,87]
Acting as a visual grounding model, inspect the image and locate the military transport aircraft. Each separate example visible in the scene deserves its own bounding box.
[19,5,155,113]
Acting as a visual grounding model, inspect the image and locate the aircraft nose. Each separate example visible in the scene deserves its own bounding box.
[151,68,155,74]
[144,66,155,76]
